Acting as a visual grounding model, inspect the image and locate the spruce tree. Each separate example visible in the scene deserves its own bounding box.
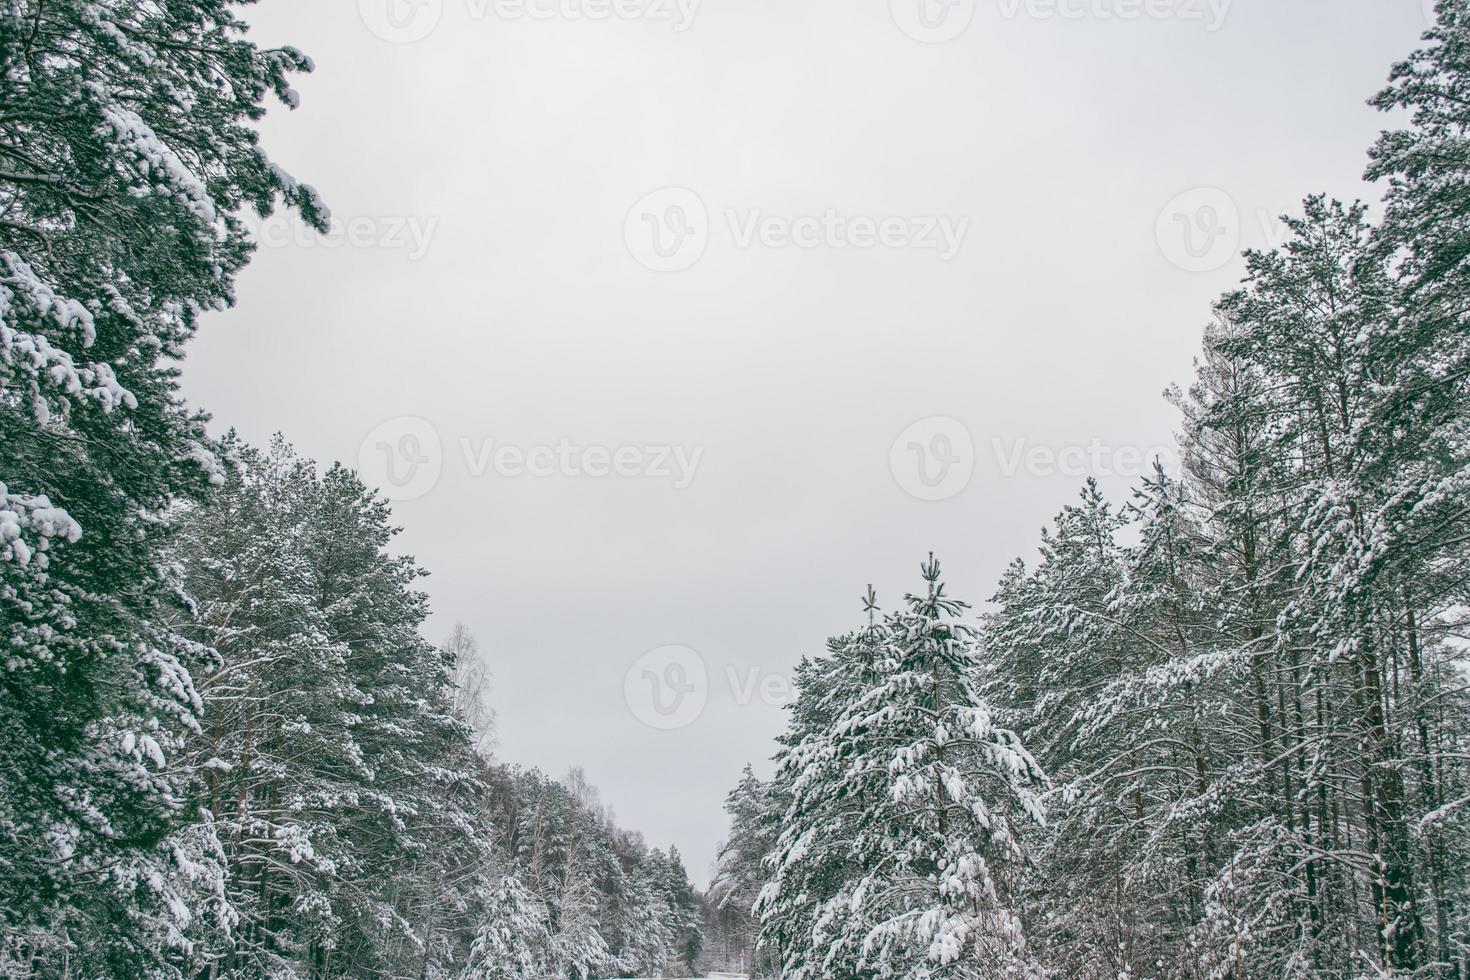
[762,559,1045,979]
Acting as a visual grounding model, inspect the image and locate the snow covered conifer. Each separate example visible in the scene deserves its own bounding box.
[757,585,892,977]
[552,857,612,980]
[763,558,1046,980]
[710,764,778,972]
[461,876,553,980]
[0,1,323,967]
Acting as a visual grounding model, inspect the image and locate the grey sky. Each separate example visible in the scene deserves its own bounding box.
[182,0,1430,884]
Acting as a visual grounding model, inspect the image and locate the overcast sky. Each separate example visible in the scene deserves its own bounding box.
[182,0,1431,884]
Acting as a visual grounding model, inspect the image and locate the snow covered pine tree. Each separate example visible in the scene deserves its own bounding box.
[0,2,324,971]
[760,557,1047,980]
